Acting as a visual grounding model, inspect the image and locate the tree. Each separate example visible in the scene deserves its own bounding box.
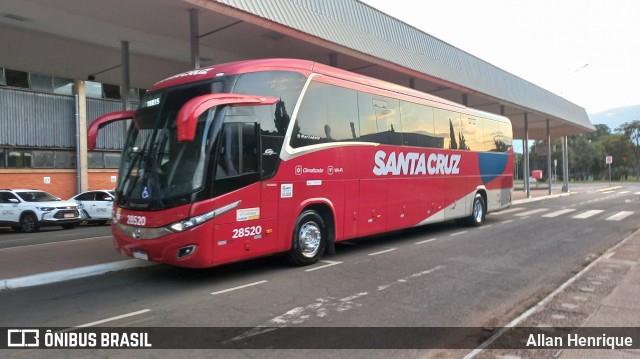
[586,124,611,142]
[616,120,640,181]
[598,134,634,180]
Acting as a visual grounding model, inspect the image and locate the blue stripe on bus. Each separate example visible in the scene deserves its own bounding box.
[478,152,508,184]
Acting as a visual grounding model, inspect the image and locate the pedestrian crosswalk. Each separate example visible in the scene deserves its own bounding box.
[492,207,635,222]
[573,210,604,219]
[542,209,576,218]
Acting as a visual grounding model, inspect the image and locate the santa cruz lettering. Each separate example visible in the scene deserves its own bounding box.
[372,150,461,176]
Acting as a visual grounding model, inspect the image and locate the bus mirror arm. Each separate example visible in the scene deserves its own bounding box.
[87,110,136,150]
[176,93,279,142]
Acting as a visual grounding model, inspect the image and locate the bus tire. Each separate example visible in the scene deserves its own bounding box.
[464,193,486,226]
[287,210,327,266]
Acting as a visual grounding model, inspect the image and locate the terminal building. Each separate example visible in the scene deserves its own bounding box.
[0,0,594,199]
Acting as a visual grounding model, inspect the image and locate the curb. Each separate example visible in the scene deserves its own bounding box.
[512,192,573,205]
[463,226,640,358]
[1,259,157,290]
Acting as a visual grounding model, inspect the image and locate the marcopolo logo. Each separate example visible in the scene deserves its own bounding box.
[373,150,461,176]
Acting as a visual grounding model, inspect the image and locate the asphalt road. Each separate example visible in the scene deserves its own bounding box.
[0,223,111,249]
[2,184,639,359]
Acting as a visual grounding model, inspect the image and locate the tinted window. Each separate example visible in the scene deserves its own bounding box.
[290,81,358,148]
[0,192,19,203]
[8,151,31,168]
[399,101,442,148]
[358,92,401,145]
[17,191,58,202]
[77,192,96,201]
[232,71,306,135]
[5,69,28,88]
[433,109,460,150]
[215,122,259,179]
[32,150,55,168]
[459,116,483,151]
[499,122,513,151]
[232,71,306,177]
[30,73,53,92]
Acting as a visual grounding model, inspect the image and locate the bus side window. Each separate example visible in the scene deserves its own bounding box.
[290,81,358,148]
[215,122,259,179]
[358,92,401,145]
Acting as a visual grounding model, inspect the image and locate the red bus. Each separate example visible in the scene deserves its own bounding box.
[88,58,513,268]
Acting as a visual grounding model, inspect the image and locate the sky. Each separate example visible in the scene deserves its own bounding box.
[360,0,640,115]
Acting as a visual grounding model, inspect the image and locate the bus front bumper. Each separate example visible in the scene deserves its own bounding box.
[112,222,213,268]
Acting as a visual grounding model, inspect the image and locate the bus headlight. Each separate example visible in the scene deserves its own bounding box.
[169,211,216,232]
[166,200,241,233]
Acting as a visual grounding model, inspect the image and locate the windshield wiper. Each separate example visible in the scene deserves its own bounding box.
[120,149,146,203]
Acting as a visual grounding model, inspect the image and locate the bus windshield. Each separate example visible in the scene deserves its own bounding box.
[115,70,307,210]
[117,83,216,209]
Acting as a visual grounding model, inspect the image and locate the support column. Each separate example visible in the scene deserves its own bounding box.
[562,136,569,192]
[121,41,131,111]
[74,80,89,192]
[462,94,468,106]
[409,78,416,89]
[190,8,200,69]
[546,119,552,195]
[121,41,131,145]
[523,113,531,198]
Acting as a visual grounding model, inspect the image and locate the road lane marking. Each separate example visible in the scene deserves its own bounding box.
[368,248,397,256]
[210,280,268,295]
[54,232,89,237]
[75,309,151,328]
[605,211,633,221]
[573,210,604,219]
[305,260,342,272]
[602,190,615,194]
[478,224,493,229]
[635,192,640,195]
[500,219,513,224]
[415,238,437,245]
[542,209,577,218]
[451,231,467,237]
[0,236,113,251]
[514,208,549,216]
[491,207,525,215]
[619,191,630,194]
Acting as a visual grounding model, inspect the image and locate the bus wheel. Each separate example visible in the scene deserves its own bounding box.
[465,193,486,226]
[287,210,327,266]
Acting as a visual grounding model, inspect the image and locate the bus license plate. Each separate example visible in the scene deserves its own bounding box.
[133,250,149,260]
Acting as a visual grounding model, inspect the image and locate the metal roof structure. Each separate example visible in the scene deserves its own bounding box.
[0,0,594,139]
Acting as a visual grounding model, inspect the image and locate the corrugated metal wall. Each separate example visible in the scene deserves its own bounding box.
[0,88,75,148]
[0,87,126,150]
[87,98,126,150]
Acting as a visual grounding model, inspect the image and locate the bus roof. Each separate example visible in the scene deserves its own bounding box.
[150,58,507,123]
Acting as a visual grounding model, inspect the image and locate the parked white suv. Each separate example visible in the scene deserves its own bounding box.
[0,189,81,233]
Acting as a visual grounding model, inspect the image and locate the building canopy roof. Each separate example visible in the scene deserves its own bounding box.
[0,0,593,138]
